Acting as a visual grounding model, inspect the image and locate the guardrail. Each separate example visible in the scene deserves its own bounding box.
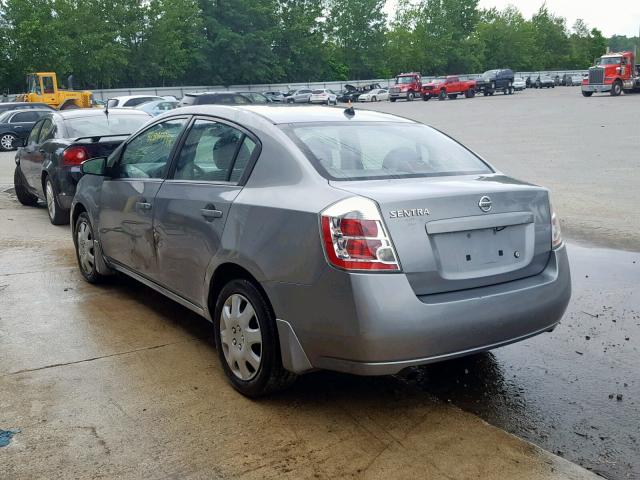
[4,70,589,102]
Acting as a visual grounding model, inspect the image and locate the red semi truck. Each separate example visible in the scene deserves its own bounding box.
[582,51,640,96]
[421,76,477,100]
[389,72,422,102]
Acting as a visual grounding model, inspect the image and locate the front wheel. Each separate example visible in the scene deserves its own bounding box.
[0,133,17,151]
[214,279,296,397]
[44,176,70,225]
[407,91,415,101]
[610,80,622,96]
[582,91,593,97]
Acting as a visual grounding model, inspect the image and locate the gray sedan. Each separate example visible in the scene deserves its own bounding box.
[71,105,571,397]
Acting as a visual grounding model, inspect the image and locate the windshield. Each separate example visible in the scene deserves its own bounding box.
[482,70,498,80]
[597,57,622,65]
[64,114,148,138]
[285,123,492,181]
[395,76,416,85]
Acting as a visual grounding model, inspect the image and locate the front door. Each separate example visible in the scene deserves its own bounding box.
[98,117,189,276]
[152,118,259,306]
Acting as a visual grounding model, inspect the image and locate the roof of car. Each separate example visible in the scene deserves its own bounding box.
[180,105,415,125]
[109,95,164,101]
[52,109,151,119]
[185,91,241,96]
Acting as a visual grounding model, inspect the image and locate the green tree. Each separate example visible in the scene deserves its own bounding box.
[326,0,387,79]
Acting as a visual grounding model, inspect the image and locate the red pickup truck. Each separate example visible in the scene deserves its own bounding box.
[422,76,477,101]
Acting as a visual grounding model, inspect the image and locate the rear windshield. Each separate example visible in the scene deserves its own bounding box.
[285,122,492,181]
[64,114,148,138]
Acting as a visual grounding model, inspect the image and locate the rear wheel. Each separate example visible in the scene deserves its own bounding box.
[214,279,296,397]
[44,176,70,225]
[13,166,38,206]
[582,91,593,97]
[610,80,622,96]
[422,94,430,101]
[0,133,17,151]
[390,97,396,102]
[407,91,415,101]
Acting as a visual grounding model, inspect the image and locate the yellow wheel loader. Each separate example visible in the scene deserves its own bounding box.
[15,72,93,109]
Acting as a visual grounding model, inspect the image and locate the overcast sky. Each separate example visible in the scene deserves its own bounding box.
[384,1,640,37]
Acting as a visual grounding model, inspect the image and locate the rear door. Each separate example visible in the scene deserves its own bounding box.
[98,117,189,275]
[152,117,259,306]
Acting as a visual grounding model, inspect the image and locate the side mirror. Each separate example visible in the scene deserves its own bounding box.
[81,156,107,176]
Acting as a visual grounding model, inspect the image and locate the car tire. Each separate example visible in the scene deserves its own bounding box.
[422,94,430,101]
[74,212,109,284]
[13,165,38,206]
[214,279,297,397]
[390,97,396,102]
[610,80,622,96]
[582,91,593,97]
[0,133,17,151]
[407,91,414,101]
[44,176,70,225]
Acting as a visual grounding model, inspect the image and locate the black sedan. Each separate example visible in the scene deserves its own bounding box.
[0,101,54,114]
[0,109,51,151]
[13,109,151,224]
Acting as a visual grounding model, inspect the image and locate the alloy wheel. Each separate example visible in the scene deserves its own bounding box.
[1,134,15,150]
[76,220,96,275]
[45,180,56,220]
[219,293,263,381]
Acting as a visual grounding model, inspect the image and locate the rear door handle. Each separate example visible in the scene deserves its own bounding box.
[136,201,152,211]
[201,207,223,220]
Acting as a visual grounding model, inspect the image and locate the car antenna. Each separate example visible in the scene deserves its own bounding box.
[104,98,110,117]
[344,101,355,118]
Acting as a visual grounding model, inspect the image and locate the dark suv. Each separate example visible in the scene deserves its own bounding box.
[179,92,256,106]
[475,69,515,96]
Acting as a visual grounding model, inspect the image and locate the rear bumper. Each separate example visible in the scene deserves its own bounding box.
[582,84,611,93]
[271,244,571,375]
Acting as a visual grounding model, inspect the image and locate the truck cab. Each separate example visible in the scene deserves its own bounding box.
[18,72,93,109]
[389,73,422,102]
[582,51,640,97]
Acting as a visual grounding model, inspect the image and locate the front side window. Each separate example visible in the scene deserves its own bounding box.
[117,118,187,179]
[174,119,250,182]
[42,76,55,94]
[286,122,492,181]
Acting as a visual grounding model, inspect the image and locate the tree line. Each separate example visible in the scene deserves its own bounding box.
[0,0,628,92]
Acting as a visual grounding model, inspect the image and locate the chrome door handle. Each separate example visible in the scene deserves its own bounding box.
[201,208,223,220]
[136,201,152,211]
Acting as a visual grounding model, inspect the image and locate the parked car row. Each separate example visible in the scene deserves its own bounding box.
[8,102,570,398]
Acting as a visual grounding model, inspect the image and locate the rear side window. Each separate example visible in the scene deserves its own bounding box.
[173,119,255,183]
[12,111,39,122]
[286,123,492,181]
[38,119,56,142]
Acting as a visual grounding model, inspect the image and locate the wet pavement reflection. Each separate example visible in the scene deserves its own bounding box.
[395,243,639,479]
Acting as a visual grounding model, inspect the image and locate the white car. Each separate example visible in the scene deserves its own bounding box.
[309,89,337,105]
[358,89,390,102]
[106,95,165,108]
[513,77,526,91]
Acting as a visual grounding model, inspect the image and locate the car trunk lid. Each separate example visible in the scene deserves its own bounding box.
[330,174,552,295]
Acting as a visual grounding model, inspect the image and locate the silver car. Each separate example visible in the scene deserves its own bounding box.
[72,105,571,397]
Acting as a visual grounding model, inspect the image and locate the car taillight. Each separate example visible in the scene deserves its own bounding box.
[320,197,400,271]
[550,202,563,249]
[63,146,89,166]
